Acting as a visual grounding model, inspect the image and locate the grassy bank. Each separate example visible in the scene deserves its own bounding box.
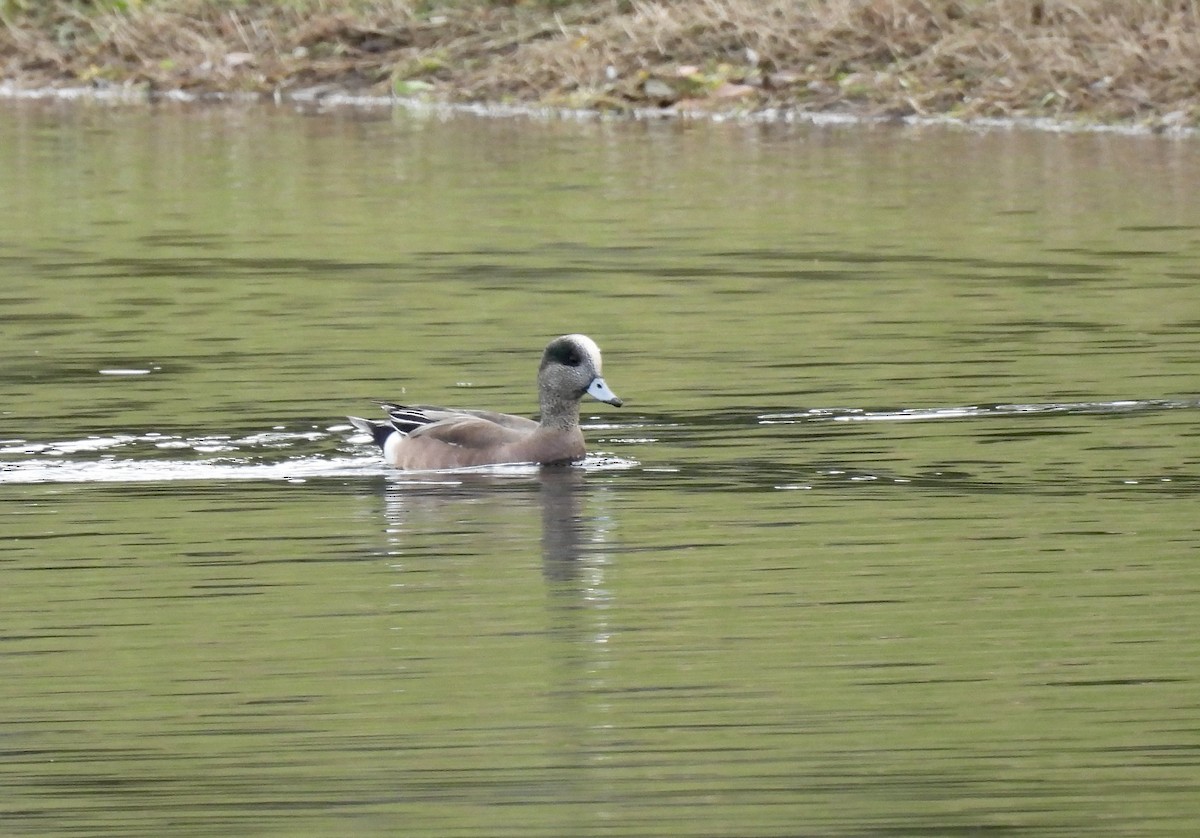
[2,0,1199,128]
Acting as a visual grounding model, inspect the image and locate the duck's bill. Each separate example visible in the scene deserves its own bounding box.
[587,377,623,407]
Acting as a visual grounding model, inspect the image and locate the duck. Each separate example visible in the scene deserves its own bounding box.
[348,334,622,470]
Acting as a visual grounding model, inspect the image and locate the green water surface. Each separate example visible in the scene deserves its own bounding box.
[1,101,1199,836]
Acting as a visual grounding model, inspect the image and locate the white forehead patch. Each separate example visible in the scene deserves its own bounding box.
[563,333,603,371]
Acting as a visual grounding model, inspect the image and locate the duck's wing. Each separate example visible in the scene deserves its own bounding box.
[379,403,439,434]
[410,414,533,450]
[381,402,539,435]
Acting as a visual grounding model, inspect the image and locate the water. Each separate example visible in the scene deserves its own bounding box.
[2,100,1199,836]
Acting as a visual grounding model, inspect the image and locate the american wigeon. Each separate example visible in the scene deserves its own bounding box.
[349,334,622,470]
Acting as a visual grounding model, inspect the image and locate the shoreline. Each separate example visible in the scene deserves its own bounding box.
[2,81,1196,141]
[2,1,1198,138]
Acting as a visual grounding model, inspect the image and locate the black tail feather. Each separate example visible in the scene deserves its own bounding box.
[348,416,396,451]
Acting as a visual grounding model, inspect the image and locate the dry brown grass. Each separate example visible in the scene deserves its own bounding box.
[2,0,1198,126]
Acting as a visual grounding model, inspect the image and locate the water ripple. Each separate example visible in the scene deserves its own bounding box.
[0,428,638,484]
[759,398,1200,424]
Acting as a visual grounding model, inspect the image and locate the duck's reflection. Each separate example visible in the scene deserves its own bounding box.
[372,465,615,651]
[372,465,614,593]
[538,466,590,579]
[370,467,616,830]
[536,466,615,653]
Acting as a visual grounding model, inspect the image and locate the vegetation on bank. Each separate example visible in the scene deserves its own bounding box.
[2,1,1198,128]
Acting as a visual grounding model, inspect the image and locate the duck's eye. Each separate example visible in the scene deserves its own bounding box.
[564,350,582,366]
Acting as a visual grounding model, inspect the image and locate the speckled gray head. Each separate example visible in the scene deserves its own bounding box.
[540,334,623,407]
